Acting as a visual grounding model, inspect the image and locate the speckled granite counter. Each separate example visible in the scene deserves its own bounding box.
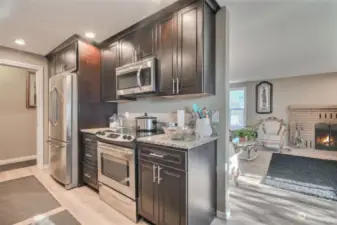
[137,134,218,150]
[81,128,109,135]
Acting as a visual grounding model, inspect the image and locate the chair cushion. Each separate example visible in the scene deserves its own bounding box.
[263,120,281,135]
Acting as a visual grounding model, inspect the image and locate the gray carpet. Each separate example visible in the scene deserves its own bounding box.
[263,154,337,201]
[30,210,81,225]
[0,175,61,225]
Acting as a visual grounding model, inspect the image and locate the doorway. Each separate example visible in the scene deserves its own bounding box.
[0,59,44,169]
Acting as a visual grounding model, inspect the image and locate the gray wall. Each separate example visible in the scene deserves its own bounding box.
[0,46,49,164]
[118,8,229,215]
[231,72,337,126]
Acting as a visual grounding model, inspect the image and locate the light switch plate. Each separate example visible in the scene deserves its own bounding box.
[212,110,220,123]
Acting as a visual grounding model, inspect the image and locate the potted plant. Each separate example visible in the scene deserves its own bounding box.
[233,127,257,142]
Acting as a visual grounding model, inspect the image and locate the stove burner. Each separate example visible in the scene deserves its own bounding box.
[107,133,120,139]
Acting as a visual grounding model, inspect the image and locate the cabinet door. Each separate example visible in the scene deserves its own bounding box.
[55,53,64,74]
[120,32,136,66]
[158,165,186,225]
[177,2,203,94]
[138,160,158,224]
[101,42,119,101]
[63,42,78,72]
[158,14,177,96]
[136,25,156,59]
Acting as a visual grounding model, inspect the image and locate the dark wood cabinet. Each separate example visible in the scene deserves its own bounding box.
[120,25,156,66]
[120,32,136,66]
[157,1,216,96]
[176,2,203,95]
[138,160,158,224]
[138,141,216,225]
[99,0,219,98]
[101,42,119,101]
[158,165,186,225]
[81,133,98,190]
[51,42,78,75]
[158,14,178,96]
[136,25,156,60]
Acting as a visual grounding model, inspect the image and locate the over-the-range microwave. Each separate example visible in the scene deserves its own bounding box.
[116,57,156,96]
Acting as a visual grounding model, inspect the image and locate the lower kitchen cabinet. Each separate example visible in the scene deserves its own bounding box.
[138,160,158,224]
[138,141,216,225]
[158,165,186,225]
[81,133,98,190]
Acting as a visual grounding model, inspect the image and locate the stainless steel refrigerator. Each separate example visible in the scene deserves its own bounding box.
[48,72,78,189]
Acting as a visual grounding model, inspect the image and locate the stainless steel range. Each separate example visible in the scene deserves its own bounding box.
[96,129,137,222]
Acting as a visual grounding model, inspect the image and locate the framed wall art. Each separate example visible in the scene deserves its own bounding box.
[256,81,272,114]
[26,72,37,108]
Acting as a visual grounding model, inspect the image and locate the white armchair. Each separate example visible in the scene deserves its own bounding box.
[255,116,286,149]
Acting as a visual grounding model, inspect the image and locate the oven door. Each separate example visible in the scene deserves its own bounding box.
[97,142,135,200]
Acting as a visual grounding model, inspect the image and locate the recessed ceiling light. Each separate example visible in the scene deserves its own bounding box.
[85,32,96,39]
[15,38,25,46]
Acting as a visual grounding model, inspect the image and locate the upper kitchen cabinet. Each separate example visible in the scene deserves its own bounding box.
[159,1,217,96]
[120,32,136,66]
[101,42,119,101]
[51,42,78,75]
[157,14,178,96]
[119,25,156,67]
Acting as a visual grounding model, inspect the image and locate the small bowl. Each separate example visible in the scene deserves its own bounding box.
[163,127,184,140]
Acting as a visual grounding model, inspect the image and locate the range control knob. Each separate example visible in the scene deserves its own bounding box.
[127,136,133,140]
[123,135,127,140]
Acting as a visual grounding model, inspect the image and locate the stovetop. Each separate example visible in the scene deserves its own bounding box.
[95,128,163,147]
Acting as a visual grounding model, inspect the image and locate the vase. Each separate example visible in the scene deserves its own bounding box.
[195,118,212,138]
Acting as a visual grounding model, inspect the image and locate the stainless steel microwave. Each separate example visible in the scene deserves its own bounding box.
[116,57,156,96]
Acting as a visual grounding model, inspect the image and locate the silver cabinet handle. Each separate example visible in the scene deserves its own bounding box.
[172,78,176,94]
[85,138,93,142]
[176,78,180,94]
[152,164,157,183]
[85,153,92,158]
[149,153,165,158]
[84,173,91,178]
[157,166,163,184]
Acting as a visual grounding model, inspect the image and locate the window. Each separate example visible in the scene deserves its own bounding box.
[230,88,246,130]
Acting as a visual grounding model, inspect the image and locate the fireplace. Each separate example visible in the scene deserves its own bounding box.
[315,123,337,150]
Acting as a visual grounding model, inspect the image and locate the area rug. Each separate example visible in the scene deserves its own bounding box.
[0,175,61,225]
[262,154,337,201]
[30,210,81,225]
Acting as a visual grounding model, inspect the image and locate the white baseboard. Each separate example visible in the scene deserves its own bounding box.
[217,210,230,220]
[0,155,37,166]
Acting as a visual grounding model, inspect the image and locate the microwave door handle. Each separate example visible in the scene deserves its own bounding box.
[137,65,143,89]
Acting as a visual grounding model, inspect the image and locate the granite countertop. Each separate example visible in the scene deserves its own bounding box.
[81,128,109,135]
[137,134,218,150]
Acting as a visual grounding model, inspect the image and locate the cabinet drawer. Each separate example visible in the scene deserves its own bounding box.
[83,163,98,190]
[138,144,186,171]
[83,148,97,166]
[83,134,97,144]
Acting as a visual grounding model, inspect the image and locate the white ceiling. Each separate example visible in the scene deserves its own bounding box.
[0,0,184,55]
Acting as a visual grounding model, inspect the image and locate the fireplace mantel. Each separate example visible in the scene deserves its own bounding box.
[289,105,337,110]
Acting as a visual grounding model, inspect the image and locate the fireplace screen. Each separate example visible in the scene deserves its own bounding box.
[315,123,337,150]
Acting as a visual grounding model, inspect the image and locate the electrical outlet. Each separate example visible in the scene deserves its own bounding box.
[212,110,220,123]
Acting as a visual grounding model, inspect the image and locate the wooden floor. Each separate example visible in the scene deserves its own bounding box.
[0,166,149,225]
[1,151,336,225]
[223,148,337,225]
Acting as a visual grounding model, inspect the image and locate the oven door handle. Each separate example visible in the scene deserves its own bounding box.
[137,65,143,89]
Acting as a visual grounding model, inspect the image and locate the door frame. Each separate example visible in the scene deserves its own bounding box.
[0,59,44,169]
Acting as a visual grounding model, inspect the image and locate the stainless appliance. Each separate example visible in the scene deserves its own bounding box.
[135,113,157,131]
[96,130,137,222]
[116,57,156,96]
[48,72,78,189]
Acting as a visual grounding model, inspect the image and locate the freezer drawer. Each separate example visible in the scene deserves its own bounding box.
[48,139,71,185]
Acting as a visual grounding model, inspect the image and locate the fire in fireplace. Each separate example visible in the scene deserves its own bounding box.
[315,123,337,151]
